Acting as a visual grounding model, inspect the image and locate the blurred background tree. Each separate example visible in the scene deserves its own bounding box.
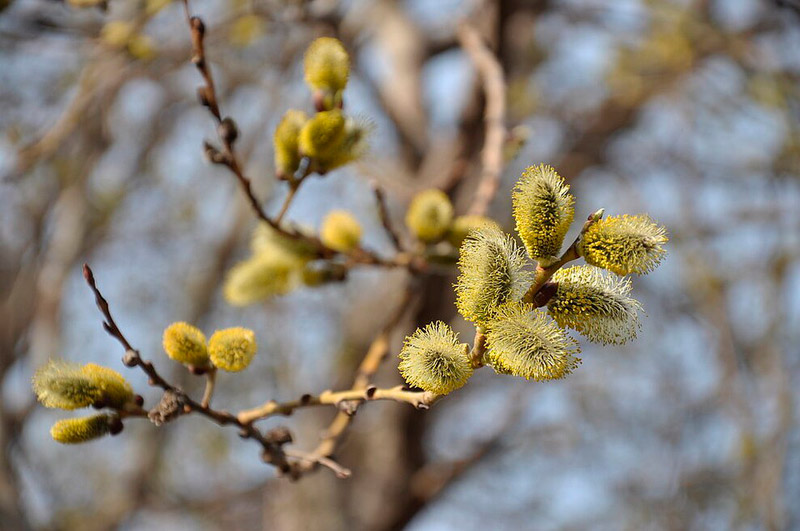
[1,0,799,529]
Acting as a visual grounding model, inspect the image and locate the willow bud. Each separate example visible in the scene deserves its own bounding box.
[320,210,362,253]
[273,110,308,179]
[304,37,350,108]
[455,227,533,324]
[398,322,472,395]
[405,189,454,243]
[547,266,643,344]
[512,164,575,266]
[81,363,135,409]
[485,302,580,381]
[33,360,134,410]
[223,251,303,307]
[50,413,121,444]
[314,116,371,171]
[208,327,257,372]
[299,110,346,160]
[162,322,209,367]
[578,214,668,275]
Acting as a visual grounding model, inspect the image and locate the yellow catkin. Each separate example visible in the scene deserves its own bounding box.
[547,265,643,344]
[33,360,133,410]
[405,189,454,243]
[162,322,209,366]
[298,110,346,160]
[445,215,501,247]
[320,210,362,253]
[398,322,472,395]
[455,226,533,324]
[273,110,308,178]
[579,214,668,275]
[314,116,370,171]
[250,222,317,260]
[208,327,257,372]
[50,414,116,444]
[33,360,102,410]
[485,302,580,381]
[80,363,134,409]
[223,251,303,306]
[304,37,350,96]
[512,164,575,266]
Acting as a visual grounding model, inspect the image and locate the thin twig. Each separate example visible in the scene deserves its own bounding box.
[371,181,404,252]
[458,23,507,216]
[201,367,217,408]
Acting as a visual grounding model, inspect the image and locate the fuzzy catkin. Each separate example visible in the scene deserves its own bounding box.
[320,210,363,253]
[33,360,133,410]
[304,37,350,94]
[455,226,533,324]
[579,214,668,275]
[273,110,308,178]
[405,189,454,243]
[512,164,575,266]
[223,251,303,306]
[299,110,346,161]
[485,302,580,381]
[208,327,257,372]
[547,265,643,344]
[50,414,116,444]
[398,322,472,395]
[162,322,209,366]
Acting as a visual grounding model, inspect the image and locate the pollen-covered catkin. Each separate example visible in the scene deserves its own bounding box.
[273,110,308,178]
[50,414,119,444]
[299,110,346,161]
[208,327,257,372]
[455,226,533,324]
[162,322,208,366]
[405,189,454,243]
[485,302,581,381]
[80,363,134,409]
[547,265,643,344]
[33,360,101,410]
[314,116,370,171]
[304,37,350,107]
[320,210,362,253]
[512,164,575,266]
[223,252,303,306]
[33,360,134,410]
[398,322,472,395]
[579,214,668,275]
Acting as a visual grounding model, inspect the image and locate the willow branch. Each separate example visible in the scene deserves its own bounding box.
[458,23,507,216]
[180,0,417,272]
[371,181,404,252]
[83,263,303,476]
[237,385,439,426]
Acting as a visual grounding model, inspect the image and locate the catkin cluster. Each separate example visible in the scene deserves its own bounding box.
[398,163,667,394]
[32,360,135,444]
[226,37,373,307]
[163,322,258,372]
[273,37,369,178]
